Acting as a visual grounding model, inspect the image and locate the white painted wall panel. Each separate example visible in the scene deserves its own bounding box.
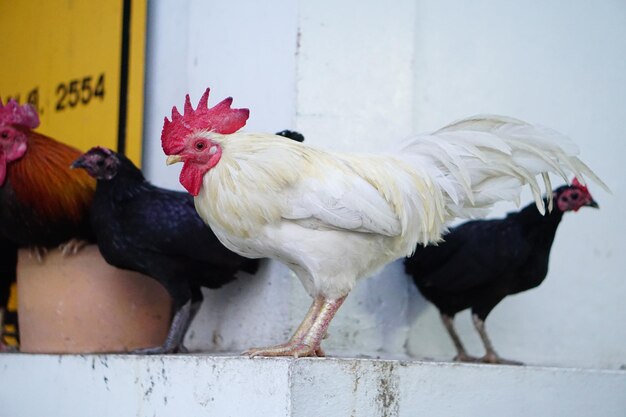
[407,0,626,369]
[138,0,626,370]
[296,0,417,151]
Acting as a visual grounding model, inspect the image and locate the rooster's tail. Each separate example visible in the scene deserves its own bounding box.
[393,115,608,235]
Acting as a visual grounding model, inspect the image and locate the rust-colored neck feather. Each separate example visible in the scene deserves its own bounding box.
[9,131,95,221]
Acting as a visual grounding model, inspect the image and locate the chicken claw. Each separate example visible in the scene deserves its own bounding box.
[28,246,48,263]
[244,296,345,358]
[471,314,524,365]
[479,352,524,365]
[453,352,479,363]
[441,314,479,363]
[244,342,324,358]
[59,238,89,256]
[132,300,195,355]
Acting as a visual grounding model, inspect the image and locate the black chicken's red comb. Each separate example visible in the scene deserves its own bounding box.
[571,177,589,194]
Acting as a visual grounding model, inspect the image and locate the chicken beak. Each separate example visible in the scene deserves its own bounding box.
[586,198,599,209]
[70,157,85,170]
[166,155,183,165]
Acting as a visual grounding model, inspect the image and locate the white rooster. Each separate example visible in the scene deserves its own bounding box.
[162,88,606,357]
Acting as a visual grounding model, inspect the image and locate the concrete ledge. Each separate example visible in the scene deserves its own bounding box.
[1,354,625,417]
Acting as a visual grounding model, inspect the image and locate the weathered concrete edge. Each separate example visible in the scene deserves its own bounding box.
[1,353,625,417]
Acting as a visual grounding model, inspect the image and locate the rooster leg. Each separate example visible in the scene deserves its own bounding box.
[245,296,346,358]
[243,296,325,357]
[28,246,48,263]
[441,314,477,362]
[472,314,523,365]
[290,296,325,343]
[59,238,89,256]
[132,300,193,354]
[298,296,346,356]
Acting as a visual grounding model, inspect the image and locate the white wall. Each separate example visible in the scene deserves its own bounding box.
[142,0,626,369]
[143,0,299,189]
[406,0,626,369]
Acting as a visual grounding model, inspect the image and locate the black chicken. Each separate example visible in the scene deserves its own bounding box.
[404,180,599,364]
[71,130,304,353]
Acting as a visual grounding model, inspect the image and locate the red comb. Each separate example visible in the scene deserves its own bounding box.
[161,88,249,154]
[0,98,40,129]
[572,177,589,193]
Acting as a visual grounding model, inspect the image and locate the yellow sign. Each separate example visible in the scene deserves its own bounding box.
[0,0,146,165]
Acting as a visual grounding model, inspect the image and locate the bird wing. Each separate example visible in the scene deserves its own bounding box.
[407,219,530,291]
[118,187,249,267]
[281,165,402,236]
[408,222,496,291]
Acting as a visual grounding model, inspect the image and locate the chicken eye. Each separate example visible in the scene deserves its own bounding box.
[0,130,8,139]
[195,142,205,151]
[570,192,579,200]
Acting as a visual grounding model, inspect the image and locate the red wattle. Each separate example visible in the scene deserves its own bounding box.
[179,163,204,196]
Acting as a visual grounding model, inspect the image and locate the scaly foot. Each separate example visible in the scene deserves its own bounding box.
[244,341,325,358]
[133,344,178,355]
[453,352,479,362]
[59,238,89,256]
[245,296,345,359]
[480,352,523,365]
[131,301,192,355]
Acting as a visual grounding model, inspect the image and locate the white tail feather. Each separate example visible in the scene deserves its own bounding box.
[393,114,607,230]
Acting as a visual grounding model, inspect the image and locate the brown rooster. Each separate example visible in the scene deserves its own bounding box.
[0,99,95,259]
[0,98,96,350]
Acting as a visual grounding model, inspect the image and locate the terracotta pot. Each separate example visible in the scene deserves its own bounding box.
[17,245,172,353]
